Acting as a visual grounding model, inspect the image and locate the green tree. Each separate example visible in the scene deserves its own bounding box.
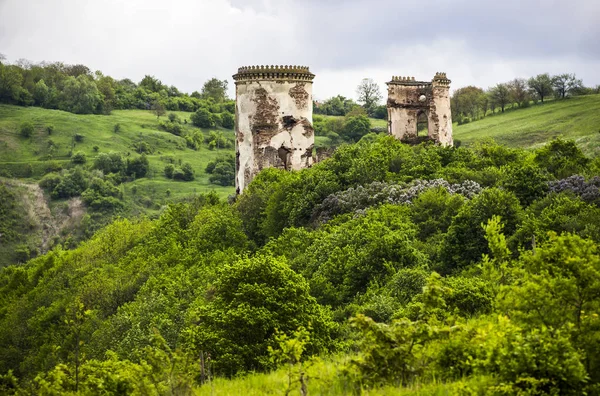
[342,115,371,143]
[189,254,335,376]
[71,151,87,164]
[552,73,583,99]
[151,100,166,120]
[528,73,553,103]
[190,108,213,128]
[0,63,24,103]
[126,154,149,178]
[221,112,234,129]
[164,163,175,179]
[181,162,194,181]
[33,79,50,107]
[441,188,523,273]
[60,75,103,114]
[356,78,382,116]
[201,78,228,102]
[490,83,510,113]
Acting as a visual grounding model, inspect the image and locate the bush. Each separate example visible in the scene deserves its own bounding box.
[71,151,87,164]
[126,154,149,178]
[206,155,235,186]
[20,121,35,138]
[181,163,194,181]
[221,112,235,129]
[164,164,175,179]
[190,108,213,128]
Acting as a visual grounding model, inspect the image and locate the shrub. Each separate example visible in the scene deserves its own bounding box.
[190,108,213,128]
[71,151,87,164]
[164,164,175,179]
[221,112,234,129]
[20,121,35,138]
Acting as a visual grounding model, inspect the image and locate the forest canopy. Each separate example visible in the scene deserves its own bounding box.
[1,136,600,394]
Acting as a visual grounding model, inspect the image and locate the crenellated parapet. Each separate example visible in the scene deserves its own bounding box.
[233,65,315,83]
[432,72,451,86]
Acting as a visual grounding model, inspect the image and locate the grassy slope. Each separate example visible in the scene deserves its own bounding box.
[0,105,236,200]
[193,356,492,395]
[453,95,600,156]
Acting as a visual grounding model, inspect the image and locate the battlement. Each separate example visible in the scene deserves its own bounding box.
[432,72,451,86]
[388,76,431,87]
[233,65,315,82]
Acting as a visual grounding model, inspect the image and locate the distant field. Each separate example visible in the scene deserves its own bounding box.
[0,105,235,199]
[453,95,600,156]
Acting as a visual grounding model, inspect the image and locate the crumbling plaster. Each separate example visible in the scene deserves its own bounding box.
[387,73,453,146]
[233,66,315,193]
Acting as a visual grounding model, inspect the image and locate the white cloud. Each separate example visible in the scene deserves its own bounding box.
[1,0,598,102]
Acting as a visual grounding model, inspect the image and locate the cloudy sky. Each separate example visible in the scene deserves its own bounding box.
[1,0,598,101]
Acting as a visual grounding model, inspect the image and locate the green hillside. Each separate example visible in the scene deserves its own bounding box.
[454,94,600,156]
[0,105,235,198]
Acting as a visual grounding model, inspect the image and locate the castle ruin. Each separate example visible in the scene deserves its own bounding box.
[386,73,453,146]
[232,65,315,194]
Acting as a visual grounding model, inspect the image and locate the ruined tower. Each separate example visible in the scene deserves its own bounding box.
[386,73,453,146]
[233,65,315,193]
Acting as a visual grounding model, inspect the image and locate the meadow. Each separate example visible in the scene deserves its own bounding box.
[0,105,235,199]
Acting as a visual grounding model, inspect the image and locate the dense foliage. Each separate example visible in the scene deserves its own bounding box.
[1,136,600,394]
[0,59,235,117]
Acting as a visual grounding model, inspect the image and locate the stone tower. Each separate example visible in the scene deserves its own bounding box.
[232,65,315,193]
[386,73,453,146]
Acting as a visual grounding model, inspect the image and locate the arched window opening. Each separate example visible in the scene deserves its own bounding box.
[416,111,428,136]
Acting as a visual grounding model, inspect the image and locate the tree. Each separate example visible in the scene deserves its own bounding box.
[190,108,213,128]
[528,73,553,103]
[342,115,371,142]
[181,162,194,181]
[490,83,511,113]
[451,86,486,120]
[151,100,166,120]
[190,254,335,376]
[33,79,50,107]
[221,112,234,129]
[0,63,24,103]
[139,75,163,92]
[508,78,528,107]
[60,75,103,114]
[201,78,228,103]
[356,78,382,116]
[552,73,583,99]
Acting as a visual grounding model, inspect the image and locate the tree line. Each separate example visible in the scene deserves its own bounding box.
[452,73,598,123]
[0,55,231,115]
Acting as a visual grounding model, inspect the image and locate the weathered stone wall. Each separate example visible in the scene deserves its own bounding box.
[386,73,453,146]
[233,66,315,193]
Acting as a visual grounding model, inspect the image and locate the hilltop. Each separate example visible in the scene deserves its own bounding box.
[453,94,600,156]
